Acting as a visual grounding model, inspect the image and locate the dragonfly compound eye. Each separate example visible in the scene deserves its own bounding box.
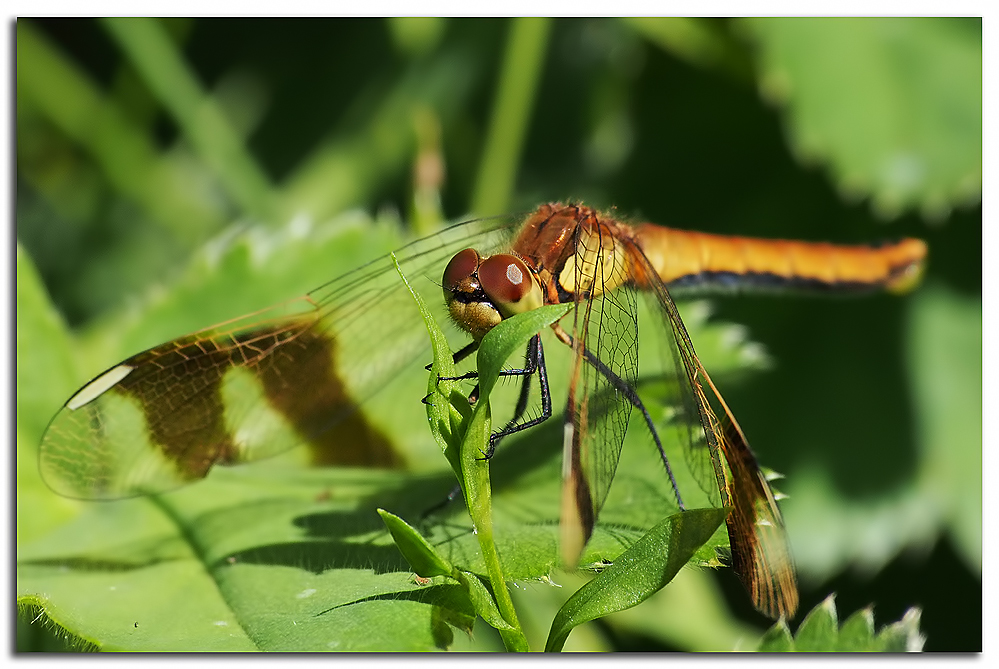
[478,254,544,317]
[443,248,502,340]
[442,248,481,293]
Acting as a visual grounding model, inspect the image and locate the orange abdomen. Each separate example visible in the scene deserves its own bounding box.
[634,224,927,295]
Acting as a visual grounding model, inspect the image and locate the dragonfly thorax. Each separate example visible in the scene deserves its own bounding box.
[443,248,544,340]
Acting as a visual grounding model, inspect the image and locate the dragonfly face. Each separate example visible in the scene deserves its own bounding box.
[442,249,545,340]
[38,202,927,621]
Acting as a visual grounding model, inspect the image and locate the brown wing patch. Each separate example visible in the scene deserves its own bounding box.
[40,211,525,500]
[40,312,398,499]
[245,327,400,468]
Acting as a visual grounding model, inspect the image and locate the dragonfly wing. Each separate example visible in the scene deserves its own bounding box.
[694,363,799,619]
[631,244,799,620]
[559,226,639,565]
[40,215,519,500]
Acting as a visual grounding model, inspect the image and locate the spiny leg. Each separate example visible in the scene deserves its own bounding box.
[482,334,552,458]
[438,334,553,455]
[423,334,552,517]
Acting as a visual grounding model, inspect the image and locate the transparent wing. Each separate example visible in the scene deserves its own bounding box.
[631,241,799,620]
[40,214,520,500]
[558,222,639,563]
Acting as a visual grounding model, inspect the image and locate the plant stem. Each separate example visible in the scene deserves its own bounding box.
[462,449,529,651]
[471,17,552,217]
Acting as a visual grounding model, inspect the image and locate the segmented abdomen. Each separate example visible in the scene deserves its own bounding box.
[633,224,927,295]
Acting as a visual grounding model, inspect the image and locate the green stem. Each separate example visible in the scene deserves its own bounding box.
[15,20,222,240]
[101,17,280,223]
[461,447,528,651]
[471,17,552,217]
[396,252,530,650]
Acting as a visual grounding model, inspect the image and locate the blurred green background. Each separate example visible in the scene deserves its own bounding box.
[16,17,980,651]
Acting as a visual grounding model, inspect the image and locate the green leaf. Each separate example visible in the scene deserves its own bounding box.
[401,259,574,651]
[755,596,925,652]
[17,602,99,652]
[757,619,794,652]
[545,507,729,652]
[836,607,876,651]
[793,594,839,652]
[598,566,764,651]
[393,251,468,473]
[476,303,574,398]
[15,245,85,545]
[454,571,516,633]
[17,466,486,651]
[378,509,454,578]
[783,283,982,583]
[378,510,504,646]
[908,285,982,574]
[742,17,981,219]
[452,305,572,653]
[876,608,925,652]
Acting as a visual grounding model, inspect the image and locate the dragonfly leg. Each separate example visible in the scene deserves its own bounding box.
[489,332,542,389]
[481,334,552,459]
[437,338,542,382]
[576,341,687,512]
[422,337,551,518]
[420,483,465,521]
[446,358,539,397]
[435,332,546,408]
[426,334,553,460]
[425,341,479,372]
[419,338,546,517]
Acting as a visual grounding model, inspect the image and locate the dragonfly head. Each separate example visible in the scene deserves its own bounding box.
[443,248,544,340]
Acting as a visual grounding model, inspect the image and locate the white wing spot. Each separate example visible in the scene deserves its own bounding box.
[296,588,317,599]
[67,364,135,410]
[213,621,229,627]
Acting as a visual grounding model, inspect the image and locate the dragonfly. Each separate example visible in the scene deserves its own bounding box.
[39,202,927,621]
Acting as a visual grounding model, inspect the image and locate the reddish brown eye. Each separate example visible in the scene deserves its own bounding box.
[478,254,533,305]
[442,248,480,291]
